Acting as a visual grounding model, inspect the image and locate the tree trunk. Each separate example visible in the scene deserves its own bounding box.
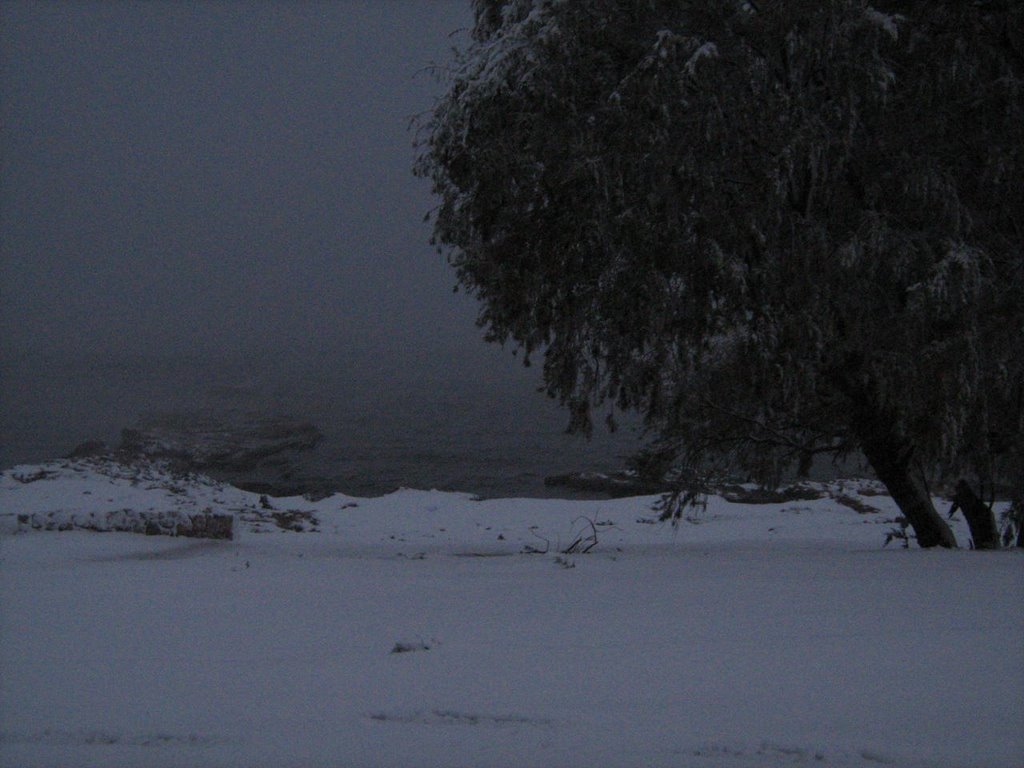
[950,479,1001,550]
[835,366,958,549]
[860,435,958,549]
[1015,470,1024,548]
[1014,489,1024,548]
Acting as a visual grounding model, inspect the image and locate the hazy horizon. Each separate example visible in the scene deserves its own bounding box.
[0,1,509,370]
[0,1,651,487]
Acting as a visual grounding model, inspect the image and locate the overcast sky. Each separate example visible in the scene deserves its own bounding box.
[0,0,498,376]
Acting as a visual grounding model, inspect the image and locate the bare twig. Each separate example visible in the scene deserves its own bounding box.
[523,527,550,555]
[562,516,599,554]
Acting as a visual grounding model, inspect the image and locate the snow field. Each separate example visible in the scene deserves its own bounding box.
[1,460,1021,767]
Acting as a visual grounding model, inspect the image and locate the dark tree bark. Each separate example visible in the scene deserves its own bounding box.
[949,479,1001,550]
[1013,488,1024,548]
[861,437,958,548]
[839,372,958,548]
[1015,469,1024,548]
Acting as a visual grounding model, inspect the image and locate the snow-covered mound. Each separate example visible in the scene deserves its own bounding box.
[0,456,962,549]
[1,458,1021,768]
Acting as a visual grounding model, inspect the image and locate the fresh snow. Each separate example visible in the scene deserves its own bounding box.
[1,458,1021,768]
[863,8,902,42]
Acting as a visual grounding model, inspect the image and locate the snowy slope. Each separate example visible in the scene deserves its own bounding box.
[1,459,1021,768]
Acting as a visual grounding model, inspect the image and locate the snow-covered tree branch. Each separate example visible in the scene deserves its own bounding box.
[416,0,1023,548]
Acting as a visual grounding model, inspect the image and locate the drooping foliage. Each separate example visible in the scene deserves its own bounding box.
[416,0,1023,534]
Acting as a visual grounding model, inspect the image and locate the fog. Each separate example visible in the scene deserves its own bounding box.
[1,0,493,370]
[0,2,643,487]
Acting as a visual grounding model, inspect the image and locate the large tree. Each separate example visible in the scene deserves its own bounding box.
[416,0,1023,547]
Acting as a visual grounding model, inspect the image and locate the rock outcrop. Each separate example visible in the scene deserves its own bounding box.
[119,411,321,472]
[544,471,671,498]
[17,508,234,540]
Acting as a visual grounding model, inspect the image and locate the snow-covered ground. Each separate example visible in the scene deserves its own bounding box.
[1,458,1021,768]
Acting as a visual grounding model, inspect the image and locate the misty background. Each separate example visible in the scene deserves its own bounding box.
[0,0,639,495]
